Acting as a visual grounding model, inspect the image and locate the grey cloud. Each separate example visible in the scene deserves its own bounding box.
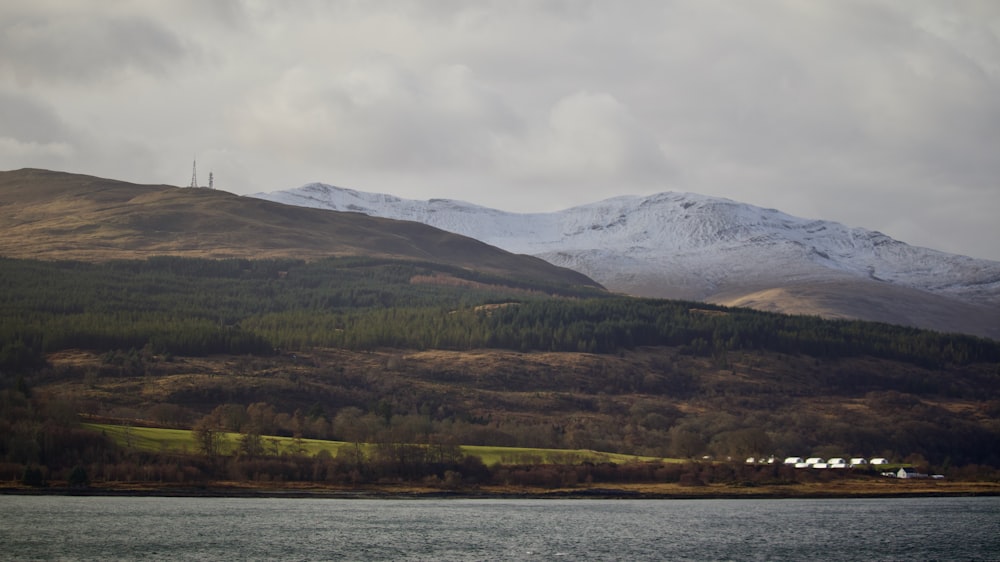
[492,91,674,189]
[0,90,71,143]
[1,1,997,260]
[229,60,519,173]
[0,13,189,85]
[0,89,165,182]
[0,90,81,171]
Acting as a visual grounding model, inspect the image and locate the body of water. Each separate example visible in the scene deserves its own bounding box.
[1,495,998,560]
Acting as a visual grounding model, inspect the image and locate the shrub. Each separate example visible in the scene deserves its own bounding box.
[68,465,89,487]
[21,466,45,487]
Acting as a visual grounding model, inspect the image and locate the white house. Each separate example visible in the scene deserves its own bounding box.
[897,467,927,479]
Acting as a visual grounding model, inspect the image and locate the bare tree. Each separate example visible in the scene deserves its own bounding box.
[193,416,224,458]
[238,429,265,459]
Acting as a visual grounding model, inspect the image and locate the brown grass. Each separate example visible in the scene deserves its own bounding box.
[711,279,1000,340]
[0,168,599,288]
[40,345,1000,465]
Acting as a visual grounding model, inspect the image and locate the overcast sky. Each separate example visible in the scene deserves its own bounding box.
[2,1,999,260]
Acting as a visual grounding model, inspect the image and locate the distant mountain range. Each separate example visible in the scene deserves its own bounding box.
[2,168,995,339]
[255,183,1000,339]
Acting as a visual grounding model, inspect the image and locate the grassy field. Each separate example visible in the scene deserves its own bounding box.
[460,445,677,466]
[85,423,369,458]
[83,423,675,465]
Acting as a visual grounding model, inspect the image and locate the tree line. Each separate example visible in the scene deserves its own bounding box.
[10,384,997,489]
[2,256,997,372]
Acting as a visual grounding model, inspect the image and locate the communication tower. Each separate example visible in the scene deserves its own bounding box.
[208,171,214,190]
[189,159,199,188]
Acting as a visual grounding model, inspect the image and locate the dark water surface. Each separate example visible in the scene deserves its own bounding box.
[1,495,998,560]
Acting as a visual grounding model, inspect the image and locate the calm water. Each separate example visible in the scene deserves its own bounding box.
[1,495,998,561]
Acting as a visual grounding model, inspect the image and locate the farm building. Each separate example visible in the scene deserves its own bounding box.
[897,468,928,479]
[772,455,898,469]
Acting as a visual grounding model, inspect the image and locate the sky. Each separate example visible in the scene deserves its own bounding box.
[2,1,999,261]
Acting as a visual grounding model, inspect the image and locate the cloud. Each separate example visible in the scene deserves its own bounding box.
[0,91,79,167]
[0,6,191,86]
[0,91,72,143]
[493,91,673,189]
[229,59,515,172]
[0,0,998,260]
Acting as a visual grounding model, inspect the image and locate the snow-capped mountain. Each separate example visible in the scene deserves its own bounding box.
[253,184,1000,339]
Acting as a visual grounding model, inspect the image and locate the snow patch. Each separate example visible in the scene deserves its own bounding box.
[252,184,1000,308]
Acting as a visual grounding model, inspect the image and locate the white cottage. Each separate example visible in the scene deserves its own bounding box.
[897,467,927,479]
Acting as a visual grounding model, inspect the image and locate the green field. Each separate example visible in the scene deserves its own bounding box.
[84,423,677,465]
[85,423,358,457]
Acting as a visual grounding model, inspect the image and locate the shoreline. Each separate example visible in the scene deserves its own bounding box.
[4,480,999,500]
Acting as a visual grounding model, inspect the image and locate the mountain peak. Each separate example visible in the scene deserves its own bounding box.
[256,182,1000,339]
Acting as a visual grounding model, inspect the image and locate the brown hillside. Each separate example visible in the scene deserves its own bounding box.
[40,346,1000,466]
[0,169,600,289]
[710,279,1000,341]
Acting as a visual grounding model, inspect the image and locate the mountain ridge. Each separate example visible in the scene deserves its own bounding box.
[0,168,601,291]
[255,182,1000,339]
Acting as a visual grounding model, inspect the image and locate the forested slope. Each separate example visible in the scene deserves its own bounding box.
[2,256,999,476]
[2,256,996,369]
[1,168,999,485]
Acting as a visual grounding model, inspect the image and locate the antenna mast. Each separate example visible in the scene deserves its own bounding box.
[189,159,199,188]
[208,171,214,190]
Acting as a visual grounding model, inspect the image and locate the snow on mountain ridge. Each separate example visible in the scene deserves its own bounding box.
[253,183,1000,312]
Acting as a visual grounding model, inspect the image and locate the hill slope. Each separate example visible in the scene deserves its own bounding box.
[0,169,600,290]
[256,184,1000,339]
[32,344,1000,469]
